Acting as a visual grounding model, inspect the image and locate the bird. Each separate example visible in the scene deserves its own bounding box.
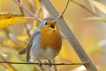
[18,17,62,67]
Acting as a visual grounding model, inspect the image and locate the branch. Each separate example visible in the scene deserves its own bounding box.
[18,0,30,37]
[13,0,42,22]
[18,0,24,16]
[60,0,70,17]
[70,0,99,16]
[1,58,16,71]
[0,61,87,65]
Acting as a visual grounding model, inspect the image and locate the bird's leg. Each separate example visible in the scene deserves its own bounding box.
[37,59,42,67]
[48,60,52,67]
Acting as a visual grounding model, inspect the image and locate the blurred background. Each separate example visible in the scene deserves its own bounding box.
[0,0,106,71]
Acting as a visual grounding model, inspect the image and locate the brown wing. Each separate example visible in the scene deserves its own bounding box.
[26,30,40,62]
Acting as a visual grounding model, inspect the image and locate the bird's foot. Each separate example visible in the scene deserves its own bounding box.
[37,59,42,67]
[48,60,52,67]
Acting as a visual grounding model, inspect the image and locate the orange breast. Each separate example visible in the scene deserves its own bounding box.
[39,28,62,50]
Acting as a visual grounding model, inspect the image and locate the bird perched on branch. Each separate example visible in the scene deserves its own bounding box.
[18,17,63,67]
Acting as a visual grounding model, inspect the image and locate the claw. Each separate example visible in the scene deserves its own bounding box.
[48,60,52,67]
[37,59,42,67]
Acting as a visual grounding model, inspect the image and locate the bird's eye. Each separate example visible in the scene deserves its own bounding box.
[44,21,48,25]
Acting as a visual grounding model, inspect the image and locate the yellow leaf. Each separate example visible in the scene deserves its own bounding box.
[34,0,40,9]
[17,34,29,41]
[2,40,15,47]
[2,63,15,71]
[93,1,106,14]
[0,12,24,29]
[2,34,28,50]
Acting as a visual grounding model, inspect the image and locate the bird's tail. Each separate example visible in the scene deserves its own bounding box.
[18,47,26,55]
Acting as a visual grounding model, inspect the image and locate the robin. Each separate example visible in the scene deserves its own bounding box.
[18,17,62,67]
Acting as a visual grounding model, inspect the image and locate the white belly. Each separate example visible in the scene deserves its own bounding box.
[29,46,60,62]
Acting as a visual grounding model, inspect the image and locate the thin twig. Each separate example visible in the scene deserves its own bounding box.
[0,61,87,65]
[70,0,99,17]
[18,0,30,37]
[18,0,24,16]
[60,0,70,17]
[2,58,16,71]
[24,17,35,20]
[52,0,70,25]
[40,3,44,19]
[13,0,42,22]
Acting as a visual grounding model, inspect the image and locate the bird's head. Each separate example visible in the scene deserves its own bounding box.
[38,17,58,31]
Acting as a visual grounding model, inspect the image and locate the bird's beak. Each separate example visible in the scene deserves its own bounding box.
[50,21,56,29]
[50,21,59,32]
